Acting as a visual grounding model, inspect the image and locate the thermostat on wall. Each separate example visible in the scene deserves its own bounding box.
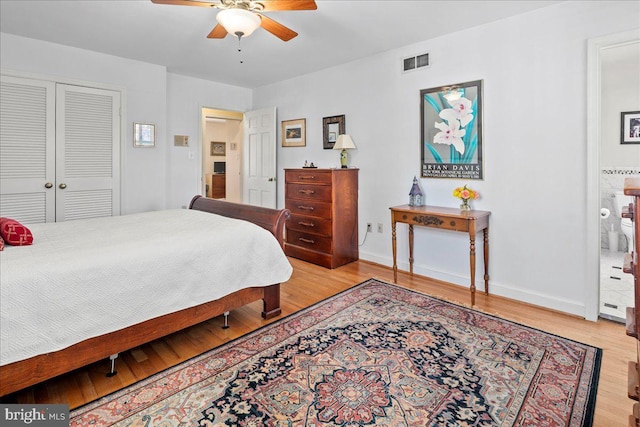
[174,135,189,147]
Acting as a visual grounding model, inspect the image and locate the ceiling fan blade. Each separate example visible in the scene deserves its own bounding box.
[207,23,228,38]
[259,14,298,41]
[259,0,317,11]
[150,0,217,7]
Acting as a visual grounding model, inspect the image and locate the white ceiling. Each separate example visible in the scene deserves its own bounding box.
[0,0,561,89]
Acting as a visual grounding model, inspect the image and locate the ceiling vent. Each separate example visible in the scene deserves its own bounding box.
[402,52,430,73]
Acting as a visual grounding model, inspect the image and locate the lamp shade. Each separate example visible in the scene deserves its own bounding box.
[333,134,357,150]
[216,8,261,38]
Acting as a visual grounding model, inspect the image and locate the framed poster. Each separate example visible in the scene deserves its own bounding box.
[420,80,483,179]
[621,111,640,144]
[281,118,306,147]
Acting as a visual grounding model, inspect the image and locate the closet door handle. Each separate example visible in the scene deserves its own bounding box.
[59,183,67,189]
[44,182,53,189]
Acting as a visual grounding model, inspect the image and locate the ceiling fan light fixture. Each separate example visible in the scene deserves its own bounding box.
[216,8,261,38]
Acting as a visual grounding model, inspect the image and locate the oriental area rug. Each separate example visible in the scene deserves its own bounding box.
[70,279,601,427]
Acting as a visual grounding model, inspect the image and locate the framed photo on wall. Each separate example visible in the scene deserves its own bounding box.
[420,80,483,179]
[210,141,226,156]
[621,111,640,144]
[281,118,306,147]
[133,122,156,147]
[323,115,345,149]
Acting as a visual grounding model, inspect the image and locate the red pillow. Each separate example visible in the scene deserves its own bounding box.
[0,217,33,246]
[0,236,4,251]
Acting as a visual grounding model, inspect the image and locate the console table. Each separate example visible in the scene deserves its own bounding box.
[390,205,491,305]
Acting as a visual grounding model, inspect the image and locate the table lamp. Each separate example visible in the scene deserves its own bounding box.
[333,134,357,168]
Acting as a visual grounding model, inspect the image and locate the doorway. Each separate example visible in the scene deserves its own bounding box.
[586,29,640,321]
[200,106,278,208]
[201,108,243,203]
[598,42,640,323]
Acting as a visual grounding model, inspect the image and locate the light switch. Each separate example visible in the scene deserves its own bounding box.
[188,151,194,160]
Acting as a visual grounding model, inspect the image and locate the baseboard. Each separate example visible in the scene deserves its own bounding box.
[359,251,587,318]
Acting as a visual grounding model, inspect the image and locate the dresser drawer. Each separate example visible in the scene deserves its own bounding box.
[288,214,332,236]
[286,199,332,218]
[286,229,332,253]
[286,183,332,202]
[399,212,470,232]
[285,169,332,185]
[435,217,470,232]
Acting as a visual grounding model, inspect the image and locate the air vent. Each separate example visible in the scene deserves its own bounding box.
[402,52,430,73]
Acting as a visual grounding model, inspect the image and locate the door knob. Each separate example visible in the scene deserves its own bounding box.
[44,182,53,188]
[268,177,276,182]
[59,183,67,189]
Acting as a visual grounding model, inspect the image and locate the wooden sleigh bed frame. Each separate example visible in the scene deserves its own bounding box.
[0,196,291,397]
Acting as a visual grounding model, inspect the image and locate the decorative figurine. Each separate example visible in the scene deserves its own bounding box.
[409,176,424,206]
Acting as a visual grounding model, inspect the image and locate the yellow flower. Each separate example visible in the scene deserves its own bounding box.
[453,185,479,200]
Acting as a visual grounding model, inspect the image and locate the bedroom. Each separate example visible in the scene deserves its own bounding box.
[0,1,639,426]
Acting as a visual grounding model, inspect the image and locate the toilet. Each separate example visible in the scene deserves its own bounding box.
[614,191,635,253]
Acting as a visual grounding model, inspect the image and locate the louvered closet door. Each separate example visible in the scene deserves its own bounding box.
[55,84,120,221]
[0,75,56,224]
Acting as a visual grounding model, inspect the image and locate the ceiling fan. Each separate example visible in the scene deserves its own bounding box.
[150,0,317,42]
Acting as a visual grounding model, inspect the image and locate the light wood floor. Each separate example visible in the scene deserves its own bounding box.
[3,258,634,426]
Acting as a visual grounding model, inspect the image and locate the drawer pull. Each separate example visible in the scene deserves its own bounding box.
[298,175,315,179]
[298,189,316,195]
[297,205,315,211]
[299,237,315,244]
[298,221,315,227]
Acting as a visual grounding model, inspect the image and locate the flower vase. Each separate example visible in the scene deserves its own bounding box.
[460,199,471,211]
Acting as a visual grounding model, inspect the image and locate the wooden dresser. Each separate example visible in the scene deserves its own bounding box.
[211,174,226,199]
[284,168,358,269]
[624,176,640,427]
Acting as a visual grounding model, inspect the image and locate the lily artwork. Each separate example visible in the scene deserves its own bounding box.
[420,80,483,180]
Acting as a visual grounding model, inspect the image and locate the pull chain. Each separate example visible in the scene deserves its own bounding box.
[236,32,244,64]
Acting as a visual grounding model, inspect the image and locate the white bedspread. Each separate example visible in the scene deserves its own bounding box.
[0,209,292,366]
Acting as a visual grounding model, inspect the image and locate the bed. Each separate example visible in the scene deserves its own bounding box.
[0,196,292,397]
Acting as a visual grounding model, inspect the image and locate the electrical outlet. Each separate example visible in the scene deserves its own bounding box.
[366,223,372,233]
[377,223,383,233]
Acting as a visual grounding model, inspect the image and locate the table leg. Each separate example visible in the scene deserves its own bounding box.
[392,219,398,283]
[409,224,414,275]
[484,227,490,295]
[469,232,476,306]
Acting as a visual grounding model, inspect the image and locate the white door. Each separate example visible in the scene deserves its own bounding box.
[0,75,56,224]
[243,107,277,208]
[55,84,120,221]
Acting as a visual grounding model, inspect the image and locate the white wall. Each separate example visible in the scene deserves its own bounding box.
[165,73,251,208]
[0,33,253,212]
[0,33,168,214]
[2,1,638,317]
[253,1,640,316]
[225,120,243,203]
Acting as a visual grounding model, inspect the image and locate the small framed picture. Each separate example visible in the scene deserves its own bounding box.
[210,141,226,156]
[621,111,640,144]
[323,115,345,149]
[133,122,155,147]
[282,118,306,147]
